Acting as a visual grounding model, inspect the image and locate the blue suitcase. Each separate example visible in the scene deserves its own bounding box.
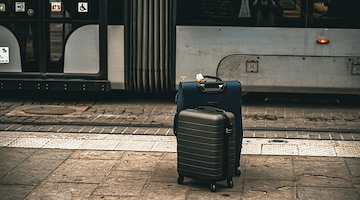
[174,76,243,176]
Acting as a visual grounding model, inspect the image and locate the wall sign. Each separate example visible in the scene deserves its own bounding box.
[0,47,10,64]
[78,2,88,13]
[0,3,5,12]
[15,2,25,12]
[51,2,62,12]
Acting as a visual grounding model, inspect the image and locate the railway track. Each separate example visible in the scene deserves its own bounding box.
[0,92,359,140]
[1,120,360,134]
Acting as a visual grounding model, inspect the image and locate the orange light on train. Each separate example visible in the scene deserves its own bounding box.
[317,38,330,44]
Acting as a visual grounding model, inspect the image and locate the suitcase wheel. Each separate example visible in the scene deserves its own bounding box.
[177,174,184,184]
[235,169,241,177]
[227,178,233,188]
[211,184,217,192]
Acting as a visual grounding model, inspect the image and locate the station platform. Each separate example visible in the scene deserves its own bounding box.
[0,92,359,199]
[0,134,359,199]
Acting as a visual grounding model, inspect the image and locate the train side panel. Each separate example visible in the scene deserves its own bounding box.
[176,26,360,94]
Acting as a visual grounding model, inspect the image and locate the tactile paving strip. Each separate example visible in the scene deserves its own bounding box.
[1,131,359,157]
[298,145,337,157]
[262,144,299,156]
[335,146,360,157]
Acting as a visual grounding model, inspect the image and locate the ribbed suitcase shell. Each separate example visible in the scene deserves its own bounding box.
[177,108,235,185]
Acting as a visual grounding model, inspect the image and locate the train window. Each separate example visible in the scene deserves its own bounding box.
[311,0,360,28]
[280,0,301,18]
[177,0,246,26]
[5,22,40,72]
[177,0,303,27]
[280,0,296,9]
[177,0,359,28]
[49,23,72,62]
[0,0,40,72]
[0,0,110,78]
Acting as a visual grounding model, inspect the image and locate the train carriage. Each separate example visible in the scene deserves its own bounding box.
[176,0,360,94]
[0,0,359,94]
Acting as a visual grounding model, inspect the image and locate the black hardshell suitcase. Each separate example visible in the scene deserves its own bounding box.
[174,77,243,176]
[177,107,236,192]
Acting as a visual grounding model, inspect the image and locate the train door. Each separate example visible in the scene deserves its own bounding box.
[0,0,109,91]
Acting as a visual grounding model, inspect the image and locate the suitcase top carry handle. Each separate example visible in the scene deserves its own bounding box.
[202,75,222,81]
[197,82,226,93]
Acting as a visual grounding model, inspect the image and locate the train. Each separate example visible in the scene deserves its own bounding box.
[0,0,359,94]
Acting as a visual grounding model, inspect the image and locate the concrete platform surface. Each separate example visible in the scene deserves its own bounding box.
[0,133,360,199]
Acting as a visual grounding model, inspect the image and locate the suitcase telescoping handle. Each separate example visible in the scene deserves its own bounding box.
[197,106,224,113]
[197,106,233,135]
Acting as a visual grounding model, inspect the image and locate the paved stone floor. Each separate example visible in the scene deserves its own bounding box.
[0,146,359,200]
